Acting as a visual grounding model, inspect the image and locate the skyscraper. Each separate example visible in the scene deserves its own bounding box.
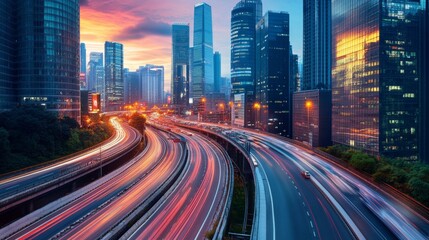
[302,0,331,90]
[192,3,214,103]
[421,1,429,164]
[214,52,221,93]
[0,0,16,111]
[80,43,86,74]
[139,65,164,106]
[124,69,140,105]
[105,41,124,111]
[87,52,103,92]
[332,0,425,160]
[255,11,291,137]
[172,24,190,108]
[0,0,80,120]
[231,0,262,128]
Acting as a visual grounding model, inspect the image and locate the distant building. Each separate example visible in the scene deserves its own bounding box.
[231,0,263,128]
[139,65,164,107]
[293,90,331,147]
[80,43,86,74]
[302,0,331,90]
[172,24,190,109]
[87,52,104,94]
[105,42,124,111]
[290,53,300,92]
[332,0,425,160]
[0,0,80,120]
[255,11,292,137]
[124,69,140,105]
[214,52,221,93]
[232,93,245,127]
[192,3,214,104]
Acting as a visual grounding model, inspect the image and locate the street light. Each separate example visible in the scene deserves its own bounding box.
[253,102,261,129]
[305,100,313,146]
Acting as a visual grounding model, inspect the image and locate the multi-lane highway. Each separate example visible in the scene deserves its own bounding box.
[174,119,429,240]
[1,127,182,239]
[122,126,230,239]
[0,117,141,209]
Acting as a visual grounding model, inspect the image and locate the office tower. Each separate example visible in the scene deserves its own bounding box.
[172,24,190,108]
[192,3,214,102]
[214,52,221,93]
[302,0,331,90]
[255,11,291,136]
[291,53,300,92]
[0,0,80,120]
[0,0,16,111]
[421,2,429,164]
[124,69,140,105]
[87,52,103,91]
[139,65,164,106]
[231,0,263,128]
[332,0,425,160]
[105,41,124,111]
[80,43,86,74]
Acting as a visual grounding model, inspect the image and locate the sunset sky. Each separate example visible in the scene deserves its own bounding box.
[80,0,302,92]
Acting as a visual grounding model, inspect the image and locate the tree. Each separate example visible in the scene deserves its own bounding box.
[350,152,377,174]
[129,113,146,134]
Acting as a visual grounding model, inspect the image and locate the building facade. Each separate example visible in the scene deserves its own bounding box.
[214,52,222,93]
[87,52,103,92]
[302,0,331,90]
[293,90,331,147]
[80,43,86,74]
[5,0,81,120]
[124,69,140,105]
[231,0,262,128]
[192,3,214,103]
[255,11,291,137]
[105,41,124,111]
[172,24,190,108]
[139,65,164,107]
[332,0,425,160]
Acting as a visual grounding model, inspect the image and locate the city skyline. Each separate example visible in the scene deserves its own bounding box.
[80,0,303,92]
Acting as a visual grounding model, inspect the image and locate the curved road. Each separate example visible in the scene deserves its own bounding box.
[0,118,141,208]
[1,127,182,240]
[123,127,230,240]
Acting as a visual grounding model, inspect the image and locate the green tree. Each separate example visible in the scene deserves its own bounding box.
[408,177,429,205]
[350,152,377,174]
[129,113,146,134]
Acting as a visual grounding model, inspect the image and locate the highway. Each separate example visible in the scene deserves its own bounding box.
[0,117,141,208]
[1,127,183,240]
[122,126,230,240]
[174,119,429,240]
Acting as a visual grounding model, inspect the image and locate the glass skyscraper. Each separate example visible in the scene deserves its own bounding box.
[192,3,214,103]
[105,41,124,111]
[214,52,221,93]
[7,0,80,121]
[302,0,331,90]
[332,0,425,160]
[172,24,190,108]
[256,11,291,137]
[80,43,86,74]
[231,0,262,128]
[139,65,164,107]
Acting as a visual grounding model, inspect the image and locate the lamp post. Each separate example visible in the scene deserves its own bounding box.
[305,100,313,146]
[253,102,261,129]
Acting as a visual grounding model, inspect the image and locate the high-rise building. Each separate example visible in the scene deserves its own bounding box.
[124,69,140,105]
[231,0,262,128]
[139,65,164,107]
[214,52,221,93]
[87,52,103,92]
[332,0,425,160]
[192,3,214,103]
[0,0,80,120]
[80,43,86,74]
[172,24,190,108]
[105,41,124,111]
[421,1,429,164]
[302,0,331,90]
[255,11,291,137]
[291,53,300,92]
[0,0,16,111]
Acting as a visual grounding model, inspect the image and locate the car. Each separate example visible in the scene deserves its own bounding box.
[301,171,310,179]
